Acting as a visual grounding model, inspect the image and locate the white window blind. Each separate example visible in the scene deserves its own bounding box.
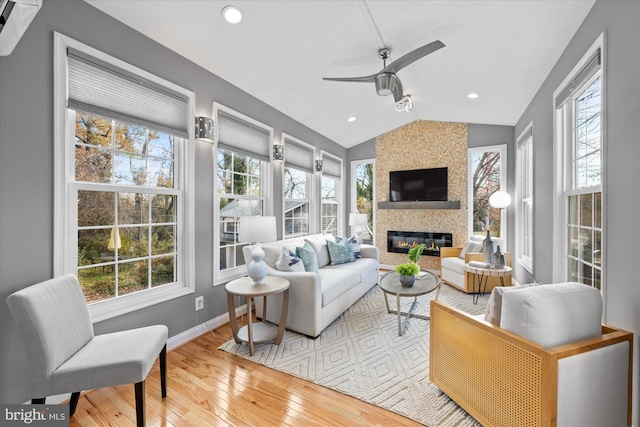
[322,153,342,179]
[217,110,271,161]
[67,48,190,138]
[554,48,601,109]
[284,136,314,173]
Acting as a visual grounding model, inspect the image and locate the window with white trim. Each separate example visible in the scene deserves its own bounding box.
[351,160,375,243]
[516,125,533,273]
[554,41,603,290]
[468,145,507,240]
[54,33,194,318]
[214,106,271,283]
[320,152,342,236]
[283,135,315,238]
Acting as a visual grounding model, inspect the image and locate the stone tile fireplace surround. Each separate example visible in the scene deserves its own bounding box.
[375,120,468,272]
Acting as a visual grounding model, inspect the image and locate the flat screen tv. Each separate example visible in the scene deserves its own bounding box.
[389,167,448,202]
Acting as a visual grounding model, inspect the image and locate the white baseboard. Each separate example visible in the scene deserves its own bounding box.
[167,303,247,350]
[29,304,248,405]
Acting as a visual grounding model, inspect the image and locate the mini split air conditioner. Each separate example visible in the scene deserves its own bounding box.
[0,0,42,56]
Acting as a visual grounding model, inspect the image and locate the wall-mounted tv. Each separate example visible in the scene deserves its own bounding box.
[389,167,448,202]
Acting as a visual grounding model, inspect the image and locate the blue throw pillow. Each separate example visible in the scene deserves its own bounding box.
[337,235,361,259]
[276,247,305,272]
[296,242,319,273]
[327,239,356,265]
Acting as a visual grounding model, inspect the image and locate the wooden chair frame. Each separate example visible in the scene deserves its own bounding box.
[429,300,633,427]
[439,248,512,294]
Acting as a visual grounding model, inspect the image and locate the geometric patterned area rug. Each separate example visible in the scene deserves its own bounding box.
[220,282,486,426]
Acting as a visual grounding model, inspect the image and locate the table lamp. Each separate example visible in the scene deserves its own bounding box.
[238,216,277,285]
[348,213,370,244]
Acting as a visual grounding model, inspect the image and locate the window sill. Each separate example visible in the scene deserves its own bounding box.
[215,268,247,286]
[89,283,194,323]
[518,257,534,275]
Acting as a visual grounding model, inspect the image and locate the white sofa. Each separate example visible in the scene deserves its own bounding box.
[242,234,379,337]
[430,282,633,427]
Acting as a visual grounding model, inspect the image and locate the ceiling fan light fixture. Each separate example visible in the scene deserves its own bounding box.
[395,95,413,112]
[375,73,399,96]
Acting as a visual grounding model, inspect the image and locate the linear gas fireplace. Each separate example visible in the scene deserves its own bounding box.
[387,231,453,257]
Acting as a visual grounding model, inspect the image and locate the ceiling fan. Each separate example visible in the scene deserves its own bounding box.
[323,40,445,103]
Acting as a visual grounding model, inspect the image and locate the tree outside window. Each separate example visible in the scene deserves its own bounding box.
[284,167,309,238]
[470,149,503,237]
[74,112,178,303]
[355,163,374,234]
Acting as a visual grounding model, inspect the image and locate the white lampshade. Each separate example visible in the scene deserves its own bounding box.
[239,216,277,285]
[238,216,277,243]
[348,213,368,227]
[489,191,512,209]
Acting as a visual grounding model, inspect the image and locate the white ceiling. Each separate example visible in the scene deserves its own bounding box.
[85,0,595,148]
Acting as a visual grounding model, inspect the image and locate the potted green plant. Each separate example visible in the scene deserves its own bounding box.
[408,243,426,263]
[395,262,419,287]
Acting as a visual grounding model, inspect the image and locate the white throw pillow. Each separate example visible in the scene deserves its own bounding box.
[275,247,305,272]
[458,241,476,259]
[484,282,543,325]
[304,236,331,268]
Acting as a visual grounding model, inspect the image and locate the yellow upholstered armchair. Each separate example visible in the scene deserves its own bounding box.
[440,237,512,294]
[430,282,633,427]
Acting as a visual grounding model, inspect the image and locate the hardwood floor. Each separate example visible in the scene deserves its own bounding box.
[69,315,422,426]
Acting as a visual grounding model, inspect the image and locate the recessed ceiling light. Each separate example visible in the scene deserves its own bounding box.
[221,5,242,24]
[348,116,356,122]
[467,93,479,99]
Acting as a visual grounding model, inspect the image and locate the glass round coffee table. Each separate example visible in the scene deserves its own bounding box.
[379,270,441,336]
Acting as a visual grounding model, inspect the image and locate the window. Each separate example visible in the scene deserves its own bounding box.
[54,33,195,321]
[321,176,338,235]
[217,150,263,272]
[553,36,603,290]
[214,105,272,283]
[468,145,507,239]
[320,152,343,236]
[351,160,375,243]
[516,125,533,273]
[284,167,311,238]
[283,135,315,238]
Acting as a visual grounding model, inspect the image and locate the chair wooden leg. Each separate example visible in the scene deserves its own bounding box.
[31,398,45,404]
[135,381,145,427]
[69,392,81,416]
[160,344,167,398]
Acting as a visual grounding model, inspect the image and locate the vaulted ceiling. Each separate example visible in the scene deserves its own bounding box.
[85,0,595,148]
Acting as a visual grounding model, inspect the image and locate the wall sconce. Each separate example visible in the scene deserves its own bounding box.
[315,159,323,173]
[273,144,284,161]
[195,116,214,141]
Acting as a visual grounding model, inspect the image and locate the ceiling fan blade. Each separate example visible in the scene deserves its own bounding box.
[381,40,445,74]
[392,78,404,103]
[323,75,377,83]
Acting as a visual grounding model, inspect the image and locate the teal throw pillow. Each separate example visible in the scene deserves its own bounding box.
[296,242,319,273]
[337,235,361,259]
[327,239,356,265]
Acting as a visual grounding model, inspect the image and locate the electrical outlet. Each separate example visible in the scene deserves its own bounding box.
[195,296,204,311]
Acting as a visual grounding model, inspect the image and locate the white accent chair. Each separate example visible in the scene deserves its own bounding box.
[6,274,168,426]
[440,235,511,293]
[430,282,633,427]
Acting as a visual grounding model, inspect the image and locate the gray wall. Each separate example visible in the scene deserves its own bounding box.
[0,0,345,404]
[514,1,640,424]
